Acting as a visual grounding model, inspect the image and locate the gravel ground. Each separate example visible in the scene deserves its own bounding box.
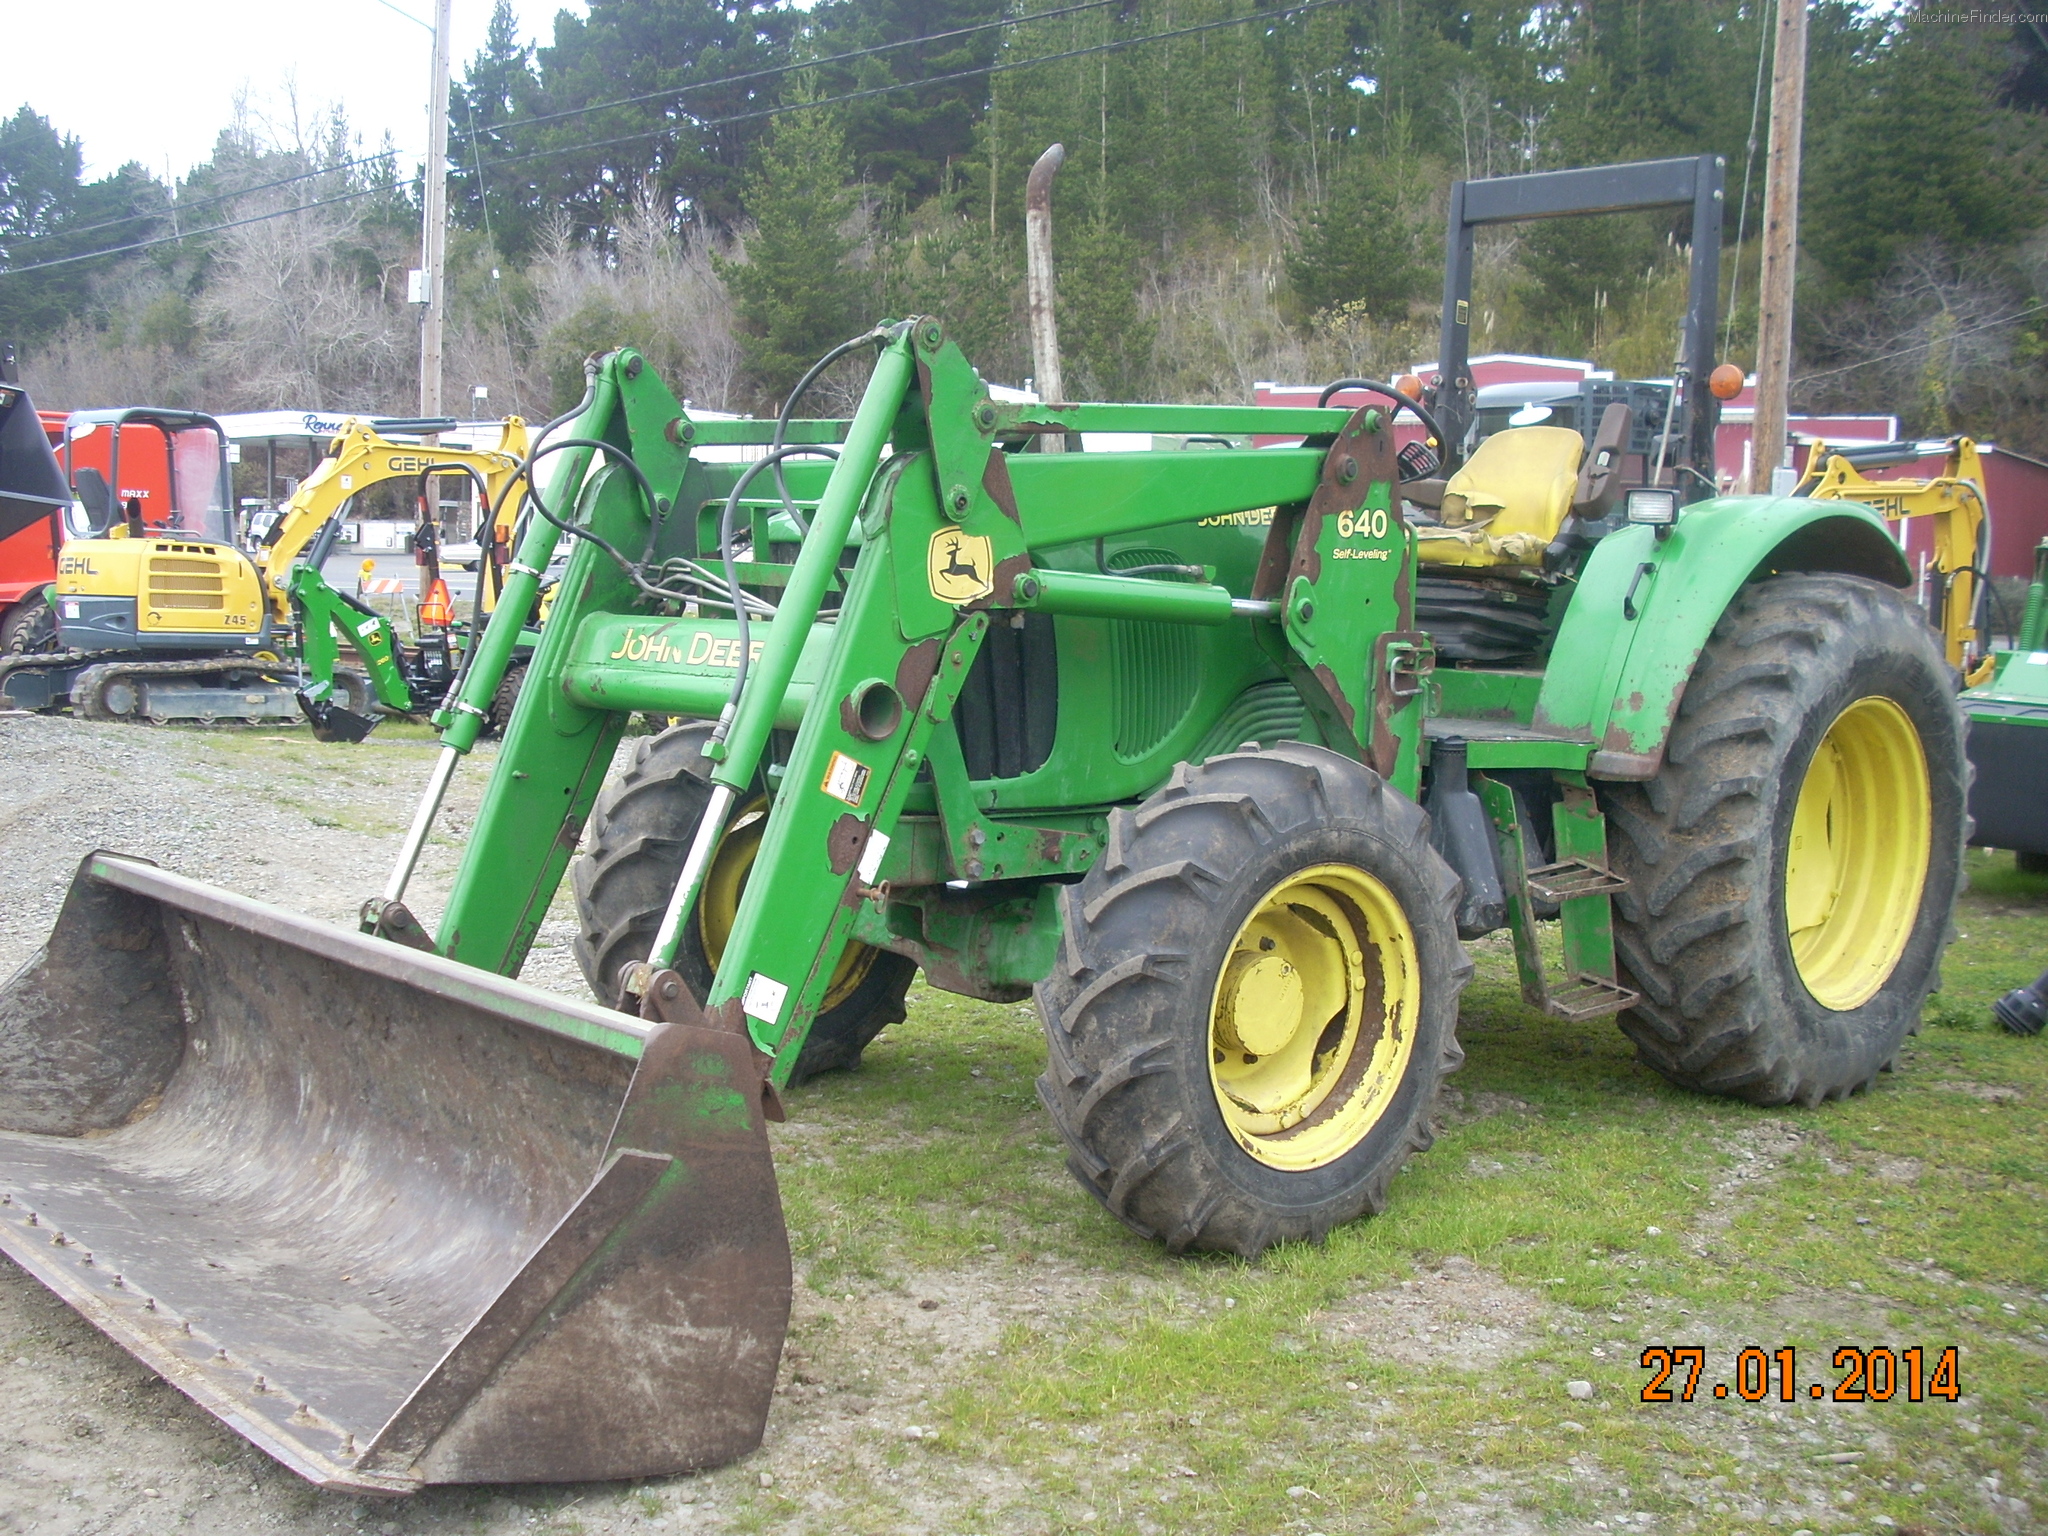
[0,715,1122,1535]
[0,713,2036,1536]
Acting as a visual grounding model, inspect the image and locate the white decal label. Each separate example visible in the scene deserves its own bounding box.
[741,971,789,1026]
[2027,652,2047,665]
[857,829,890,885]
[821,750,870,808]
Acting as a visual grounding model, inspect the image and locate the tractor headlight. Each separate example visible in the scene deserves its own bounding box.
[1624,488,1679,527]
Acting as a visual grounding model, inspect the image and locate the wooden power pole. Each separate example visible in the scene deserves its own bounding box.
[1746,0,1806,495]
[416,0,455,432]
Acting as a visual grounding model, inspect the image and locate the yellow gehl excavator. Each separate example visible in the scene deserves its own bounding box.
[1801,436,1990,679]
[37,415,529,736]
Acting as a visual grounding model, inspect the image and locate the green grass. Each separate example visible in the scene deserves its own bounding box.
[753,849,2048,1534]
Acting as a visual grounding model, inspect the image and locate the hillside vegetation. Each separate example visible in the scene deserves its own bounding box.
[2,0,2043,447]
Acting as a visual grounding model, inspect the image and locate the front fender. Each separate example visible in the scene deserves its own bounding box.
[1534,495,1910,777]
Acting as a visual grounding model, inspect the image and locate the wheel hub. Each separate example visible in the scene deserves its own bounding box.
[1207,864,1419,1171]
[1216,952,1304,1054]
[700,797,876,1012]
[1784,695,1930,1010]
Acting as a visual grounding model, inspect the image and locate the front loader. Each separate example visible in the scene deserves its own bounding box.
[0,164,1968,1495]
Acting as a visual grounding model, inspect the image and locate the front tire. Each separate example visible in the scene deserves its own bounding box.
[1602,574,1967,1106]
[571,722,915,1084]
[1036,742,1471,1257]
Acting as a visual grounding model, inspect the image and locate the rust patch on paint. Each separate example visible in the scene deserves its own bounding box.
[825,813,870,877]
[1312,661,1358,736]
[981,449,1023,525]
[1252,504,1302,600]
[987,552,1034,607]
[894,637,943,712]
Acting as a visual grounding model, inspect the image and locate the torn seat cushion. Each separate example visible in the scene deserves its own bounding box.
[1417,425,1584,569]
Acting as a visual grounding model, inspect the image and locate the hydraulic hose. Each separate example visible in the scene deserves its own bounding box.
[714,444,842,744]
[429,381,597,720]
[769,325,891,538]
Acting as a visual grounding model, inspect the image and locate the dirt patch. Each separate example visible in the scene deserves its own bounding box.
[1321,1254,1554,1371]
[1437,1087,1540,1127]
[1933,1079,2023,1102]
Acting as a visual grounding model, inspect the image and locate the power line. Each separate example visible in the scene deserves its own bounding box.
[465,0,1129,146]
[472,0,1349,180]
[6,0,1121,256]
[2,0,1343,279]
[0,178,419,278]
[1,150,402,254]
[1793,299,2048,385]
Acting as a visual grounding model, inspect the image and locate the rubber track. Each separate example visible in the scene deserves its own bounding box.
[69,658,298,725]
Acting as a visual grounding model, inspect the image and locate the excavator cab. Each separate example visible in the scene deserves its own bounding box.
[62,409,235,544]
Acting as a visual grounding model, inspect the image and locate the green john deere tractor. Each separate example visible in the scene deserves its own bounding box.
[0,157,1969,1494]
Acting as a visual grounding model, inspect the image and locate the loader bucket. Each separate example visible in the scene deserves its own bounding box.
[0,854,791,1494]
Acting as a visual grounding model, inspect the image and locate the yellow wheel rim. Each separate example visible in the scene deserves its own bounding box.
[698,797,876,1012]
[1784,696,1930,1010]
[1207,863,1420,1171]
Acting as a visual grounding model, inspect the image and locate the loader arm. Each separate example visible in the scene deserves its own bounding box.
[1805,437,1989,671]
[434,322,1418,1087]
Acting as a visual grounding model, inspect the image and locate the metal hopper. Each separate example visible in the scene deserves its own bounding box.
[0,853,790,1493]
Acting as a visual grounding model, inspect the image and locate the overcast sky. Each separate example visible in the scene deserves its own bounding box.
[1,1,585,184]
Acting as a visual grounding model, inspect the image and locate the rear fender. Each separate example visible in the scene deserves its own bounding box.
[1534,495,1909,778]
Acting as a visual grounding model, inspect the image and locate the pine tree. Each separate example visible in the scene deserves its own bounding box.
[1804,25,2038,298]
[0,108,164,345]
[721,104,863,405]
[1285,151,1430,328]
[1058,214,1154,399]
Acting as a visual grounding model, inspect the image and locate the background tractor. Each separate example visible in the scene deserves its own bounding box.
[0,156,1971,1494]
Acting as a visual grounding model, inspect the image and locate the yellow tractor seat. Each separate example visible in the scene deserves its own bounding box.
[1416,425,1585,569]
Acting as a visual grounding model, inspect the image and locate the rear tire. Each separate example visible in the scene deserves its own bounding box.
[332,669,376,719]
[1,592,53,653]
[1601,574,1967,1106]
[571,722,915,1084]
[1035,742,1471,1257]
[483,660,526,740]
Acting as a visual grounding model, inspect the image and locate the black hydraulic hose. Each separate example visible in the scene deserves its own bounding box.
[408,463,499,691]
[770,325,892,538]
[714,444,842,741]
[1316,377,1449,458]
[436,379,597,712]
[510,436,669,599]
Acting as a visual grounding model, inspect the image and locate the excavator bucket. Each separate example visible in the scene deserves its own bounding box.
[0,854,791,1494]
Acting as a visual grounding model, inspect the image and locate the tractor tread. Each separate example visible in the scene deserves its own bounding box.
[1601,574,1967,1106]
[1035,742,1469,1259]
[571,722,914,1084]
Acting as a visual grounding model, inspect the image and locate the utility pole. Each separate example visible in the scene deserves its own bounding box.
[416,0,455,435]
[1024,143,1066,440]
[1746,0,1806,495]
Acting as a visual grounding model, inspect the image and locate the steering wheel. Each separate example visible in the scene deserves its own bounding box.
[1315,378,1449,478]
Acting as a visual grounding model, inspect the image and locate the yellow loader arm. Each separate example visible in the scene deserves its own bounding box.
[253,418,531,623]
[1804,437,1989,674]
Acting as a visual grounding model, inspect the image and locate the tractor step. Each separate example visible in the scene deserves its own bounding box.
[1541,971,1642,1021]
[1525,857,1629,904]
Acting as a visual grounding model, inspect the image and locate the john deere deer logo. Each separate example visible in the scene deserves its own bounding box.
[927,528,994,604]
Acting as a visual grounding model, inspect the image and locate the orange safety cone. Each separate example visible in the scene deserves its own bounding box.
[418,576,454,628]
